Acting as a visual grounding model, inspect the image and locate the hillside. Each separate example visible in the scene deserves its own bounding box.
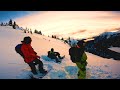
[0,26,120,79]
[85,30,120,60]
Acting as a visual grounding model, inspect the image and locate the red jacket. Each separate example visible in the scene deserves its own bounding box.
[21,42,38,63]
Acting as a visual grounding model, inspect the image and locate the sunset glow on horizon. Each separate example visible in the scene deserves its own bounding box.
[15,11,120,39]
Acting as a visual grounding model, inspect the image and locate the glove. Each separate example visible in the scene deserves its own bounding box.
[37,56,40,59]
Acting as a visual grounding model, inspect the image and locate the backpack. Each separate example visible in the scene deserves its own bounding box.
[15,44,24,58]
[69,47,85,63]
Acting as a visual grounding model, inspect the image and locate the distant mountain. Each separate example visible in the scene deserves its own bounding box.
[94,30,120,47]
[85,30,120,60]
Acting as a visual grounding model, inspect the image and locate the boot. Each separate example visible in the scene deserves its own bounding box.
[56,60,61,63]
[59,55,65,59]
[39,69,47,74]
[55,58,61,63]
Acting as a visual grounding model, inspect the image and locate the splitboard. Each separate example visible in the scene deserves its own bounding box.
[18,64,53,79]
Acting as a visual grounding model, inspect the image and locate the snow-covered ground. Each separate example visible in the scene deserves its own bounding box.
[109,47,120,53]
[0,26,120,79]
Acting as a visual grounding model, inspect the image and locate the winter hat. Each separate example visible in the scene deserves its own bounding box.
[21,36,32,44]
[51,48,54,52]
[71,43,77,47]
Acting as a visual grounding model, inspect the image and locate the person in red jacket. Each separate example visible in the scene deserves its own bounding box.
[21,36,47,75]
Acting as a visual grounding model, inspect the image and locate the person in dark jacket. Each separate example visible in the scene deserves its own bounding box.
[21,36,47,75]
[69,40,87,79]
[48,48,65,63]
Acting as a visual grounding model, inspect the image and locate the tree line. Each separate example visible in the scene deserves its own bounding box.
[0,19,18,29]
[0,19,72,45]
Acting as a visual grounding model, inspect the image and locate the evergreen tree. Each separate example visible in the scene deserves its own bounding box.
[68,37,71,42]
[52,35,54,38]
[61,37,64,40]
[12,21,16,29]
[9,19,12,26]
[34,29,38,33]
[64,40,68,44]
[30,30,32,34]
[1,22,3,26]
[68,37,70,41]
[24,30,26,33]
[38,31,42,35]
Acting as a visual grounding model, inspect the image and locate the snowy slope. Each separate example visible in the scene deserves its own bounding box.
[0,26,120,79]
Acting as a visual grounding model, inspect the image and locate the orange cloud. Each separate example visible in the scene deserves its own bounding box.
[15,11,120,38]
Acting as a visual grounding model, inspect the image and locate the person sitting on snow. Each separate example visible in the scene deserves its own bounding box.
[47,48,65,63]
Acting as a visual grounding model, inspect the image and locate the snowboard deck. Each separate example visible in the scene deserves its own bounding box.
[29,69,51,79]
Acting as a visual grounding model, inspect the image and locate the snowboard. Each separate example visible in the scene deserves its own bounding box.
[29,68,52,79]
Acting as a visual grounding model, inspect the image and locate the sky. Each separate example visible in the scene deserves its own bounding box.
[1,11,120,39]
[0,26,120,79]
[0,11,38,22]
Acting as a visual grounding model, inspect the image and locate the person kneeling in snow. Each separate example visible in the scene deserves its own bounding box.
[47,48,65,63]
[21,36,47,75]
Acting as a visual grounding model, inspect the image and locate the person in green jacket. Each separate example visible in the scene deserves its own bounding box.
[69,40,87,79]
[48,48,65,63]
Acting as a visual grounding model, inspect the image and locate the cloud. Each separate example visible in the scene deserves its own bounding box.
[15,11,120,37]
[95,11,120,20]
[69,30,86,35]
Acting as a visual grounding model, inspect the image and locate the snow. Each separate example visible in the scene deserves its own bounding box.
[0,26,120,79]
[108,47,120,53]
[99,30,120,39]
